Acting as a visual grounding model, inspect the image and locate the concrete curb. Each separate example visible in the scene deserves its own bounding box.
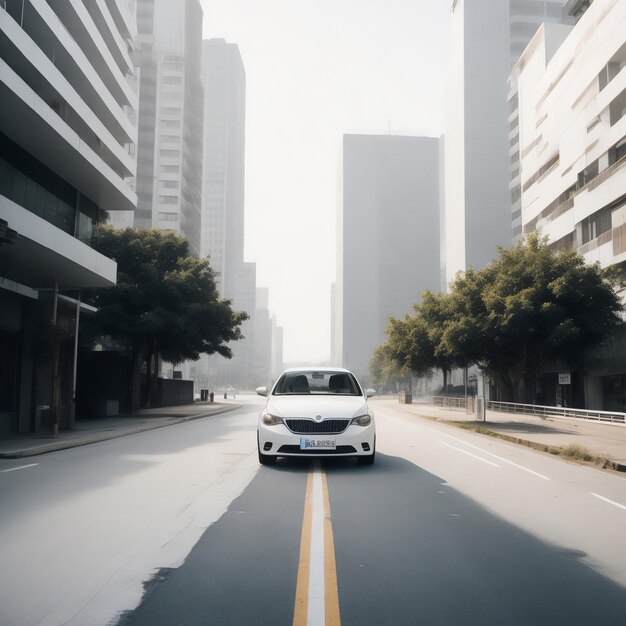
[0,404,241,459]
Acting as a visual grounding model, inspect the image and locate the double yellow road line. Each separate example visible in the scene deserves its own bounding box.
[293,462,341,626]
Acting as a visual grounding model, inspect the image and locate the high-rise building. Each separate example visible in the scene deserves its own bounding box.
[200,39,246,296]
[444,0,572,286]
[335,134,441,382]
[119,0,203,256]
[199,38,257,390]
[0,0,138,432]
[515,0,626,408]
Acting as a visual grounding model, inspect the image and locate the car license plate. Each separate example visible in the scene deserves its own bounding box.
[300,437,336,450]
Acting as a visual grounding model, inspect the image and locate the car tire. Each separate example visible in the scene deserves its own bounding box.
[258,446,277,465]
[358,444,375,465]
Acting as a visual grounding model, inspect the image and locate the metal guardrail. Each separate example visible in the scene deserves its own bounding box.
[427,396,467,410]
[487,401,626,425]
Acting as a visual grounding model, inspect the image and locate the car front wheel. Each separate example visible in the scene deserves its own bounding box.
[257,438,277,465]
[258,447,277,465]
[357,441,375,465]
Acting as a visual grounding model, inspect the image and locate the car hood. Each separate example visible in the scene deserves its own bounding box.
[265,395,369,420]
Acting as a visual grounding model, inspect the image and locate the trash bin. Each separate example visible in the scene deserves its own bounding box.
[200,389,208,401]
[209,392,214,403]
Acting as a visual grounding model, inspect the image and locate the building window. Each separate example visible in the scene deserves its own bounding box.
[577,159,599,188]
[158,212,178,222]
[0,329,18,414]
[609,88,626,126]
[599,62,621,91]
[160,107,181,115]
[580,207,612,245]
[160,135,180,143]
[160,150,180,158]
[160,180,179,189]
[511,186,521,204]
[609,140,626,166]
[162,76,182,85]
[0,133,77,235]
[160,165,180,173]
[159,195,178,204]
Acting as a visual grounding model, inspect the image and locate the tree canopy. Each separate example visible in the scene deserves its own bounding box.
[83,226,248,407]
[377,234,623,401]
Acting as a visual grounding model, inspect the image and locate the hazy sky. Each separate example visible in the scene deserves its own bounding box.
[201,0,450,363]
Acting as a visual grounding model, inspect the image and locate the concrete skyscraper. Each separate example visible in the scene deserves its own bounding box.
[201,38,266,390]
[444,0,572,286]
[515,0,626,408]
[200,39,246,297]
[335,134,441,382]
[118,0,204,256]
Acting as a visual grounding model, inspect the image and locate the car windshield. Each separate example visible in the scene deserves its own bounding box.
[273,371,361,396]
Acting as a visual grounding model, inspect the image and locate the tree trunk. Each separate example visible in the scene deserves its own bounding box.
[126,343,141,414]
[499,375,516,403]
[145,347,153,409]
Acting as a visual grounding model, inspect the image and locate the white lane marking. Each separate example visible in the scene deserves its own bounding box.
[590,493,626,511]
[0,463,38,473]
[308,464,325,626]
[385,413,552,480]
[438,441,500,467]
[434,430,551,481]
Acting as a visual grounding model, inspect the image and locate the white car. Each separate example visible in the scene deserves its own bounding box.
[256,367,376,465]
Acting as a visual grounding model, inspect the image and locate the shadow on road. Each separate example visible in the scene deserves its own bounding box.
[119,451,626,625]
[327,452,626,625]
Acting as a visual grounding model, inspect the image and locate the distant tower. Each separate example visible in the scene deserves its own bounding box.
[201,39,258,388]
[444,0,572,286]
[129,0,204,256]
[335,135,441,382]
[200,39,246,297]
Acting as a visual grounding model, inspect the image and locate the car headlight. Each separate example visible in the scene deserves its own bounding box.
[262,413,283,426]
[351,414,371,427]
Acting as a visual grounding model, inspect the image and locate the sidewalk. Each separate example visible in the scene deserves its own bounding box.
[374,397,626,471]
[0,401,241,459]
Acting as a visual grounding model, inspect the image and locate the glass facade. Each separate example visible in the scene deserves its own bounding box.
[0,132,101,243]
[0,329,18,415]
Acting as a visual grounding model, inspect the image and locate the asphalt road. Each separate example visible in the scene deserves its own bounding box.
[1,397,625,625]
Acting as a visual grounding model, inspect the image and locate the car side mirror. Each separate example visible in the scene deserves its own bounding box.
[365,388,376,398]
[256,386,268,397]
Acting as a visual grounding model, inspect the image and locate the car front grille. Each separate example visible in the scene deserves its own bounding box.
[284,418,350,434]
[277,445,357,455]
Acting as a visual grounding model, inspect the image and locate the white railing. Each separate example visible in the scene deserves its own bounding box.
[427,396,467,410]
[487,401,626,425]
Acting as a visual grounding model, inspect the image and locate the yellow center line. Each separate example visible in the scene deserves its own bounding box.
[293,469,313,625]
[293,463,341,626]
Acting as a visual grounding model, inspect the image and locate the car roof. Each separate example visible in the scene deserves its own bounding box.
[280,367,352,374]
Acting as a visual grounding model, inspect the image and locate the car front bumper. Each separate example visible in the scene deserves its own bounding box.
[258,421,375,457]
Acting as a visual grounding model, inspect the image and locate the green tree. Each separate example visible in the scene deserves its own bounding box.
[443,234,622,401]
[381,291,457,391]
[84,226,247,410]
[420,291,457,390]
[369,343,410,391]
